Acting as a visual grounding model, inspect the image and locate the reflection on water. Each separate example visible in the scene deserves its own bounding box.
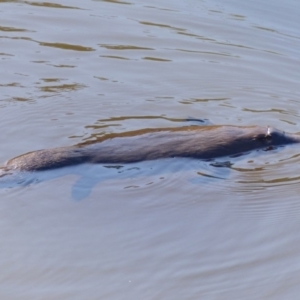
[0,157,232,201]
[100,44,154,50]
[39,42,95,51]
[1,0,300,298]
[23,1,81,9]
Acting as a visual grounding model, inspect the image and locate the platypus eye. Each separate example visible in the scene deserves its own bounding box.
[254,133,272,142]
[265,134,272,140]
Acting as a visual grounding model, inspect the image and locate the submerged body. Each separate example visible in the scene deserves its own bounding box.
[4,125,300,172]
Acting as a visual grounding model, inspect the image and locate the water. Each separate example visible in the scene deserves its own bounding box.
[1,0,300,299]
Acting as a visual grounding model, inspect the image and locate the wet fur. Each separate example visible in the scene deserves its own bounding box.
[4,125,300,172]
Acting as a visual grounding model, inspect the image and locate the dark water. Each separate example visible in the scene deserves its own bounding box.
[1,0,300,299]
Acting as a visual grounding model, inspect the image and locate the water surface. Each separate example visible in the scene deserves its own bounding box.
[1,0,300,299]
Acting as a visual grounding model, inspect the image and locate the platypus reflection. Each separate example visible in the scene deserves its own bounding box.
[4,125,300,172]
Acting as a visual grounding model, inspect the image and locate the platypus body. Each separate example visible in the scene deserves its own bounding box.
[4,125,300,172]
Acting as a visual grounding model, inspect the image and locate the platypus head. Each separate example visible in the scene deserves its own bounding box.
[254,126,300,146]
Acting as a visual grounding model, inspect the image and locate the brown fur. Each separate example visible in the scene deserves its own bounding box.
[5,125,300,172]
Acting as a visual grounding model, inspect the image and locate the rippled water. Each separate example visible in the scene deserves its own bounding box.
[1,0,300,299]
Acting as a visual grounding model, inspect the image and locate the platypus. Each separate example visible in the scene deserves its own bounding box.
[3,125,300,172]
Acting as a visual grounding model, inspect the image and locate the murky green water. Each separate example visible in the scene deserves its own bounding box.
[1,0,300,299]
